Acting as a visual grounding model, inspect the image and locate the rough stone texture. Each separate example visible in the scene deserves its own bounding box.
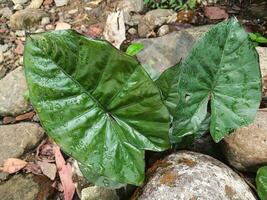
[135,31,196,79]
[221,110,267,172]
[0,122,44,163]
[0,7,13,19]
[81,186,119,200]
[10,8,47,30]
[135,151,256,200]
[138,9,176,37]
[256,47,267,77]
[28,0,44,8]
[157,25,170,37]
[0,174,39,200]
[0,67,31,116]
[12,0,28,5]
[54,0,68,7]
[0,174,55,199]
[118,0,144,25]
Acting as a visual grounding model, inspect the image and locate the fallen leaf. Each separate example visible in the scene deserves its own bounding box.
[103,11,126,49]
[36,138,55,161]
[43,0,53,5]
[54,146,75,200]
[14,40,24,55]
[0,158,27,174]
[24,162,42,175]
[37,161,57,180]
[204,6,229,20]
[176,10,195,23]
[15,111,35,122]
[3,116,15,124]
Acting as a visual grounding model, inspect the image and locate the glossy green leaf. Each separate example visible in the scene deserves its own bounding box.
[249,33,267,44]
[23,30,170,188]
[155,62,181,113]
[256,166,267,200]
[172,19,262,144]
[126,43,144,56]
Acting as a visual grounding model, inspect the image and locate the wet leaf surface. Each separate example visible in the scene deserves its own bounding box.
[24,30,170,188]
[256,166,267,200]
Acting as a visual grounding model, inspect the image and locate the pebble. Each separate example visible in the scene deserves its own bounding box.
[0,122,44,163]
[157,25,170,37]
[81,186,119,200]
[28,0,44,8]
[15,30,25,37]
[54,0,69,7]
[128,27,137,35]
[0,7,13,19]
[55,22,71,30]
[0,67,31,116]
[12,0,28,5]
[68,8,78,15]
[45,24,55,30]
[41,16,50,25]
[13,4,23,10]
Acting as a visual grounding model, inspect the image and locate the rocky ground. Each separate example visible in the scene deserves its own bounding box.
[0,0,267,199]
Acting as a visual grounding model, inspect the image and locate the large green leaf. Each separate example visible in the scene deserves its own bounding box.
[256,166,267,200]
[172,19,262,143]
[23,30,170,188]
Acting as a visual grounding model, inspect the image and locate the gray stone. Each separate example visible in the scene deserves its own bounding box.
[138,9,176,38]
[12,0,28,5]
[135,25,213,79]
[0,174,39,200]
[10,9,47,30]
[221,110,267,172]
[54,0,68,7]
[0,122,44,163]
[118,0,144,25]
[128,27,137,35]
[157,25,170,37]
[0,7,12,19]
[135,31,195,79]
[256,47,267,77]
[28,0,43,8]
[41,16,50,25]
[81,186,119,200]
[0,174,55,199]
[0,67,31,116]
[135,151,256,200]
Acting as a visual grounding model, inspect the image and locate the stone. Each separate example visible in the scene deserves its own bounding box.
[128,27,137,35]
[117,0,144,25]
[0,174,55,199]
[55,22,71,30]
[0,7,13,19]
[54,0,68,7]
[221,110,267,172]
[0,122,44,163]
[45,24,54,30]
[138,9,176,38]
[0,67,31,116]
[81,186,119,200]
[256,47,267,77]
[134,151,256,200]
[28,0,43,8]
[13,4,23,10]
[135,31,196,79]
[157,25,170,37]
[12,0,28,5]
[10,9,47,30]
[41,16,50,25]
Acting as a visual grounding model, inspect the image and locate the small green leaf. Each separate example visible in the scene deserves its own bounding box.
[23,90,30,101]
[249,33,267,44]
[24,30,170,188]
[126,43,144,56]
[256,166,267,200]
[171,18,262,144]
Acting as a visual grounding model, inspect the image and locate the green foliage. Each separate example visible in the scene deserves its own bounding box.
[249,33,267,45]
[23,30,170,188]
[23,19,262,188]
[256,166,267,200]
[156,18,262,145]
[144,0,197,11]
[126,43,145,56]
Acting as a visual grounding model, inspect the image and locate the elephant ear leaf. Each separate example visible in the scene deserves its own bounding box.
[155,61,181,113]
[23,30,170,188]
[171,18,261,144]
[256,166,267,200]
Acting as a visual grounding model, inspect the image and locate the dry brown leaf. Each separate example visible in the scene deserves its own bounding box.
[0,158,27,174]
[204,6,229,20]
[24,162,42,175]
[54,146,75,200]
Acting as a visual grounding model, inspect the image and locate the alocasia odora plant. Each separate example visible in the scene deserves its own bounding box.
[23,18,262,188]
